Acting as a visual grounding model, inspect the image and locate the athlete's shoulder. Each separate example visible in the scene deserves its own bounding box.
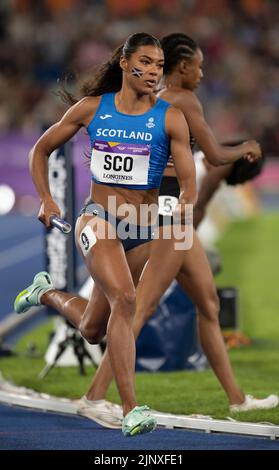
[165,105,188,136]
[160,87,202,114]
[155,95,171,108]
[74,96,102,118]
[174,88,202,112]
[165,104,186,120]
[65,96,102,127]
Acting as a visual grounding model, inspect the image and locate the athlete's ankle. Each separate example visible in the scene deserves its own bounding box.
[86,394,106,402]
[229,391,245,405]
[40,289,55,304]
[123,402,138,417]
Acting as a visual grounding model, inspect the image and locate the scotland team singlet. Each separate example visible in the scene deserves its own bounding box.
[87,92,171,190]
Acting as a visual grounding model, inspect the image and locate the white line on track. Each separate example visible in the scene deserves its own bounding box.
[0,236,42,270]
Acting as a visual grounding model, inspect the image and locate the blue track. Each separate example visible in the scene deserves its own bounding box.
[0,214,44,320]
[0,404,278,450]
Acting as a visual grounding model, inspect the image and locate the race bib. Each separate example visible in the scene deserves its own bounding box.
[91,140,150,185]
[158,195,179,216]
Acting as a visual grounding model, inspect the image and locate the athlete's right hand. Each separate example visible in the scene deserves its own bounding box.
[243,140,262,162]
[173,202,193,226]
[38,197,61,228]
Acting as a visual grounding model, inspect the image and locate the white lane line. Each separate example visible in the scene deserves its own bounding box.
[0,236,42,270]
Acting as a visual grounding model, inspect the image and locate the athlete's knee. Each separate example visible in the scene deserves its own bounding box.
[79,316,107,344]
[111,288,136,313]
[79,323,105,344]
[198,288,220,322]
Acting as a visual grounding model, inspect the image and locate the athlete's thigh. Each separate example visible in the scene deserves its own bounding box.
[83,241,150,332]
[136,227,184,310]
[177,231,217,308]
[84,240,148,314]
[84,281,110,333]
[126,242,151,285]
[76,216,149,331]
[76,214,135,303]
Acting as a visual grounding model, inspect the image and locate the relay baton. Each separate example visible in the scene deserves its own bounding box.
[49,215,72,234]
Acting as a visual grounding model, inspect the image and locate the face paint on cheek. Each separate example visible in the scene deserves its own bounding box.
[131,67,144,78]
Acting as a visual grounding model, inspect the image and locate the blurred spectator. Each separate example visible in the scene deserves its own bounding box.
[0,0,278,155]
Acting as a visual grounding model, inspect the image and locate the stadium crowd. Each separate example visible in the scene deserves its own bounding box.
[0,0,278,156]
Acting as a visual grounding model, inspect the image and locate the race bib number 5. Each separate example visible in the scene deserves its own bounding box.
[91,140,150,185]
[158,195,179,216]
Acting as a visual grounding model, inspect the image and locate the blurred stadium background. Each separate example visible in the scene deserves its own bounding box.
[0,0,279,424]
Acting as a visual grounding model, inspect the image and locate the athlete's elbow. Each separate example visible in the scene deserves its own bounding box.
[28,146,36,171]
[205,150,227,166]
[206,155,221,166]
[29,142,49,167]
[28,142,40,163]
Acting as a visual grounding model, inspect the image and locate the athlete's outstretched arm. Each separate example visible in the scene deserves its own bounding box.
[173,90,261,166]
[166,106,197,209]
[29,97,99,227]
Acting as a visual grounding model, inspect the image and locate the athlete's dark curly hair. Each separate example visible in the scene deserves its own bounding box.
[160,33,199,75]
[226,156,265,185]
[224,141,265,185]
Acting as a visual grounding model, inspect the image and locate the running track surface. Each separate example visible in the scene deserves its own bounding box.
[0,214,83,324]
[0,404,278,450]
[1,215,279,451]
[0,215,44,320]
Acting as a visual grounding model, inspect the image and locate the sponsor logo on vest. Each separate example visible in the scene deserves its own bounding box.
[103,173,133,181]
[100,114,112,120]
[146,117,155,129]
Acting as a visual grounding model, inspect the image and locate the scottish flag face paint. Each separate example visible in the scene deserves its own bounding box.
[131,67,144,78]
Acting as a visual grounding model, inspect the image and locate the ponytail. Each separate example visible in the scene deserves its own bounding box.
[59,32,162,105]
[59,45,123,105]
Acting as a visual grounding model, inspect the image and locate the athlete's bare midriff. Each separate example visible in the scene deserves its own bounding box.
[91,182,159,226]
